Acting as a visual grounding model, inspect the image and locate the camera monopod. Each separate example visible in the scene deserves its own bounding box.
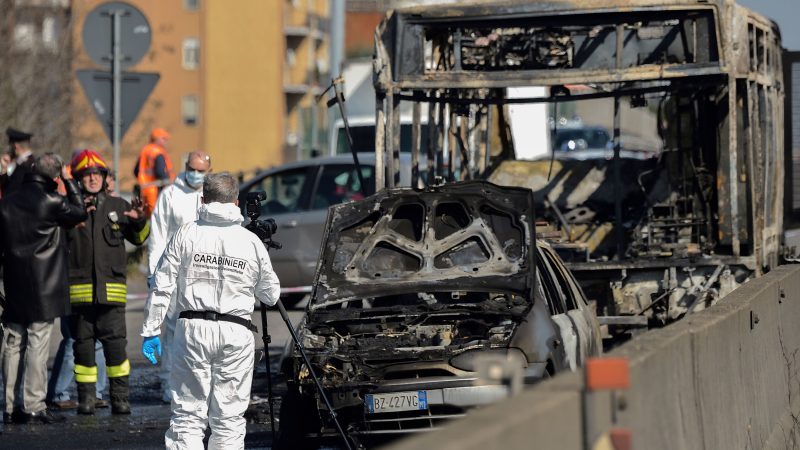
[271,299,353,450]
[245,192,352,450]
[258,300,277,441]
[258,276,353,450]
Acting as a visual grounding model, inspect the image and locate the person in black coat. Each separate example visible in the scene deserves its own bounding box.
[0,127,35,198]
[0,153,87,424]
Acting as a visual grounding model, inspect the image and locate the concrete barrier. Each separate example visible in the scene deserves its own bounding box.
[384,372,586,450]
[385,265,800,450]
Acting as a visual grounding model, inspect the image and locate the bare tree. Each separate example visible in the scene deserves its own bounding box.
[0,0,74,160]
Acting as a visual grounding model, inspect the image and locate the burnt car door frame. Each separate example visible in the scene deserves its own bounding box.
[536,245,582,371]
[541,245,600,366]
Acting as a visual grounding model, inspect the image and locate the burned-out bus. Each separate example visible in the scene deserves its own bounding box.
[372,0,784,328]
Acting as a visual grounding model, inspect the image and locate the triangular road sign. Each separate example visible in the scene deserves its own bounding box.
[76,70,160,143]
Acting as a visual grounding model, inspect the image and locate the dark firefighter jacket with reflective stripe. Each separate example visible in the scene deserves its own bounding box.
[67,193,150,306]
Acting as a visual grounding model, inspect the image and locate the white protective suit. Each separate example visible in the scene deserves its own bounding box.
[147,173,203,402]
[142,201,280,450]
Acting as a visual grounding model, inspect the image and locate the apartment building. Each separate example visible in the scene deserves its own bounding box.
[70,0,330,190]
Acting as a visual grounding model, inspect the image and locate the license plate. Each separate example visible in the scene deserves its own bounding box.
[365,391,428,414]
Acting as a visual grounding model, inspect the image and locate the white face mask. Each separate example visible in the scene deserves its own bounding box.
[185,171,205,187]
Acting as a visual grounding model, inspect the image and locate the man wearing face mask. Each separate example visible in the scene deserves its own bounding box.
[66,150,149,415]
[147,151,210,403]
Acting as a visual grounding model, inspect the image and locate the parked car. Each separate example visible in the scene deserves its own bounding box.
[553,125,611,152]
[276,180,601,447]
[550,125,658,161]
[238,153,420,300]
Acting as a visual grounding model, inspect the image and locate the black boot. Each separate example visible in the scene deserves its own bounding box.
[77,383,96,415]
[110,376,131,415]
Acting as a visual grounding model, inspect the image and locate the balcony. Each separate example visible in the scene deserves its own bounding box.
[283,12,328,41]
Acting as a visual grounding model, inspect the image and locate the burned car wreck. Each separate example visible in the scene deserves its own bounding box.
[277,180,600,444]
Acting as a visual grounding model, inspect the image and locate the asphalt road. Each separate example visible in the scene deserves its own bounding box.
[1,270,306,449]
[0,365,279,449]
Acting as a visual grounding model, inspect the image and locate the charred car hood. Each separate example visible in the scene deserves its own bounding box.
[309,181,536,309]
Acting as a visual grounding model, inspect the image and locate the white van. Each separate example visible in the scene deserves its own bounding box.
[328,115,429,156]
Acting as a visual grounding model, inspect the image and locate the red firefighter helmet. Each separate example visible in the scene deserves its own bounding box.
[70,149,109,178]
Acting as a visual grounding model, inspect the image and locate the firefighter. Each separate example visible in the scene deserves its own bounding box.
[67,150,150,415]
[134,128,174,217]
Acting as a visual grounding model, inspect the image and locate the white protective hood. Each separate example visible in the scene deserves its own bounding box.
[198,201,243,225]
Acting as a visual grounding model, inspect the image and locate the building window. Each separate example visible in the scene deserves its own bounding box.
[286,48,297,67]
[182,95,199,126]
[182,38,200,70]
[184,0,199,10]
[13,23,35,51]
[42,17,57,51]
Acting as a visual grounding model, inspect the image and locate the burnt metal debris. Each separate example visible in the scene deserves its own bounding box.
[279,180,601,443]
[372,0,785,326]
[270,0,794,442]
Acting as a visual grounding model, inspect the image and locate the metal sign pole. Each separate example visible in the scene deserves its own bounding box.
[81,2,155,154]
[112,9,122,193]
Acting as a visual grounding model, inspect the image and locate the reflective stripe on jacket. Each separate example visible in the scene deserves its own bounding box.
[136,143,174,184]
[136,143,174,217]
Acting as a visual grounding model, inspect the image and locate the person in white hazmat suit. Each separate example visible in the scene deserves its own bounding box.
[141,172,280,449]
[147,151,211,403]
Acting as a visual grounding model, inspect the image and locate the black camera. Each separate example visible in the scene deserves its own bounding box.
[245,191,266,222]
[85,194,98,209]
[244,191,280,250]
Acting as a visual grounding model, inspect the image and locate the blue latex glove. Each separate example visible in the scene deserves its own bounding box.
[142,336,162,365]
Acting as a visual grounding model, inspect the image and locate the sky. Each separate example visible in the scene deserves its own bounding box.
[738,0,799,50]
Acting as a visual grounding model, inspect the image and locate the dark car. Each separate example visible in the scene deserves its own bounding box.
[551,125,658,160]
[553,125,611,152]
[276,180,601,446]
[239,153,422,300]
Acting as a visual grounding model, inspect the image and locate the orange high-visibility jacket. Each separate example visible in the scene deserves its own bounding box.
[136,143,174,217]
